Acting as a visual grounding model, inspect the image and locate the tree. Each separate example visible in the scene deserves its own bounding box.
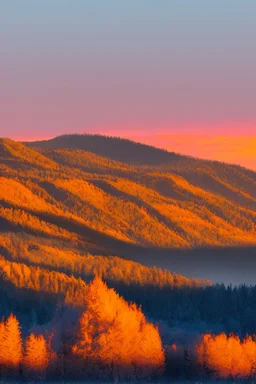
[196,333,256,379]
[72,277,165,380]
[23,333,50,378]
[0,314,22,376]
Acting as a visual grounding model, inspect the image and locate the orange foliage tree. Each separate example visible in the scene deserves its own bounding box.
[197,332,256,379]
[0,314,23,376]
[72,277,165,380]
[23,333,51,378]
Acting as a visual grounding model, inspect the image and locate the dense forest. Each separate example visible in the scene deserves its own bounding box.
[4,135,256,251]
[2,276,256,380]
[1,135,256,380]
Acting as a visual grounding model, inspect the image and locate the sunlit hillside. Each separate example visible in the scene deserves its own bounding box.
[1,135,256,256]
[0,134,256,285]
[1,135,212,319]
[23,134,256,249]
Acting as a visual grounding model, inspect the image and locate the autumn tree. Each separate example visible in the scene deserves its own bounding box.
[0,314,22,376]
[0,320,5,376]
[23,333,51,378]
[72,277,165,380]
[197,333,256,379]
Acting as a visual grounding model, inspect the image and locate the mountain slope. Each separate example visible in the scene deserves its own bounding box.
[23,134,256,247]
[1,134,256,283]
[0,138,58,171]
[26,134,256,203]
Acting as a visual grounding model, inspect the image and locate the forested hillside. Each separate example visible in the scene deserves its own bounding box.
[1,135,256,379]
[1,135,256,284]
[20,134,256,249]
[0,135,211,321]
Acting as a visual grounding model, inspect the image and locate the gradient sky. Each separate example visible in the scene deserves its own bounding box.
[0,1,256,167]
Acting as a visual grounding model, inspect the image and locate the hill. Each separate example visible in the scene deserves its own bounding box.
[25,134,179,165]
[0,134,255,284]
[26,134,256,203]
[25,134,256,247]
[0,138,58,171]
[0,136,213,319]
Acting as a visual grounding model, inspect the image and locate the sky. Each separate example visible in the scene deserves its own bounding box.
[0,1,256,168]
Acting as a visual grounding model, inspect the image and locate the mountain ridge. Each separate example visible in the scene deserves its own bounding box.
[24,133,186,166]
[25,133,256,172]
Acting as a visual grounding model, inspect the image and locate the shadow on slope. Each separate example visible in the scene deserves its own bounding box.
[90,179,188,237]
[2,201,256,286]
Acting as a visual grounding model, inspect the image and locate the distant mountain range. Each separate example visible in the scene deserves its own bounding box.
[1,134,256,284]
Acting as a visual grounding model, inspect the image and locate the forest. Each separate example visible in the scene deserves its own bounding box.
[2,275,256,380]
[1,135,256,380]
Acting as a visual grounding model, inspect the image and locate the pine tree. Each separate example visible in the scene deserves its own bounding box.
[0,314,22,376]
[0,319,6,375]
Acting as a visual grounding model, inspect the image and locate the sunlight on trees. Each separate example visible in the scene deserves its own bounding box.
[197,333,256,379]
[23,333,50,378]
[72,277,165,380]
[0,314,22,376]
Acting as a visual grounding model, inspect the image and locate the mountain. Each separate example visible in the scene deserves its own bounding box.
[26,134,256,203]
[0,136,211,298]
[1,134,256,284]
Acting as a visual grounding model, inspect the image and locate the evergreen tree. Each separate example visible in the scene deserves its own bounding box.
[72,277,165,380]
[0,314,22,376]
[23,333,49,378]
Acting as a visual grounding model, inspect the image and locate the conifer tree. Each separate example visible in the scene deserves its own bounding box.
[23,333,49,378]
[0,314,22,376]
[72,277,165,379]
